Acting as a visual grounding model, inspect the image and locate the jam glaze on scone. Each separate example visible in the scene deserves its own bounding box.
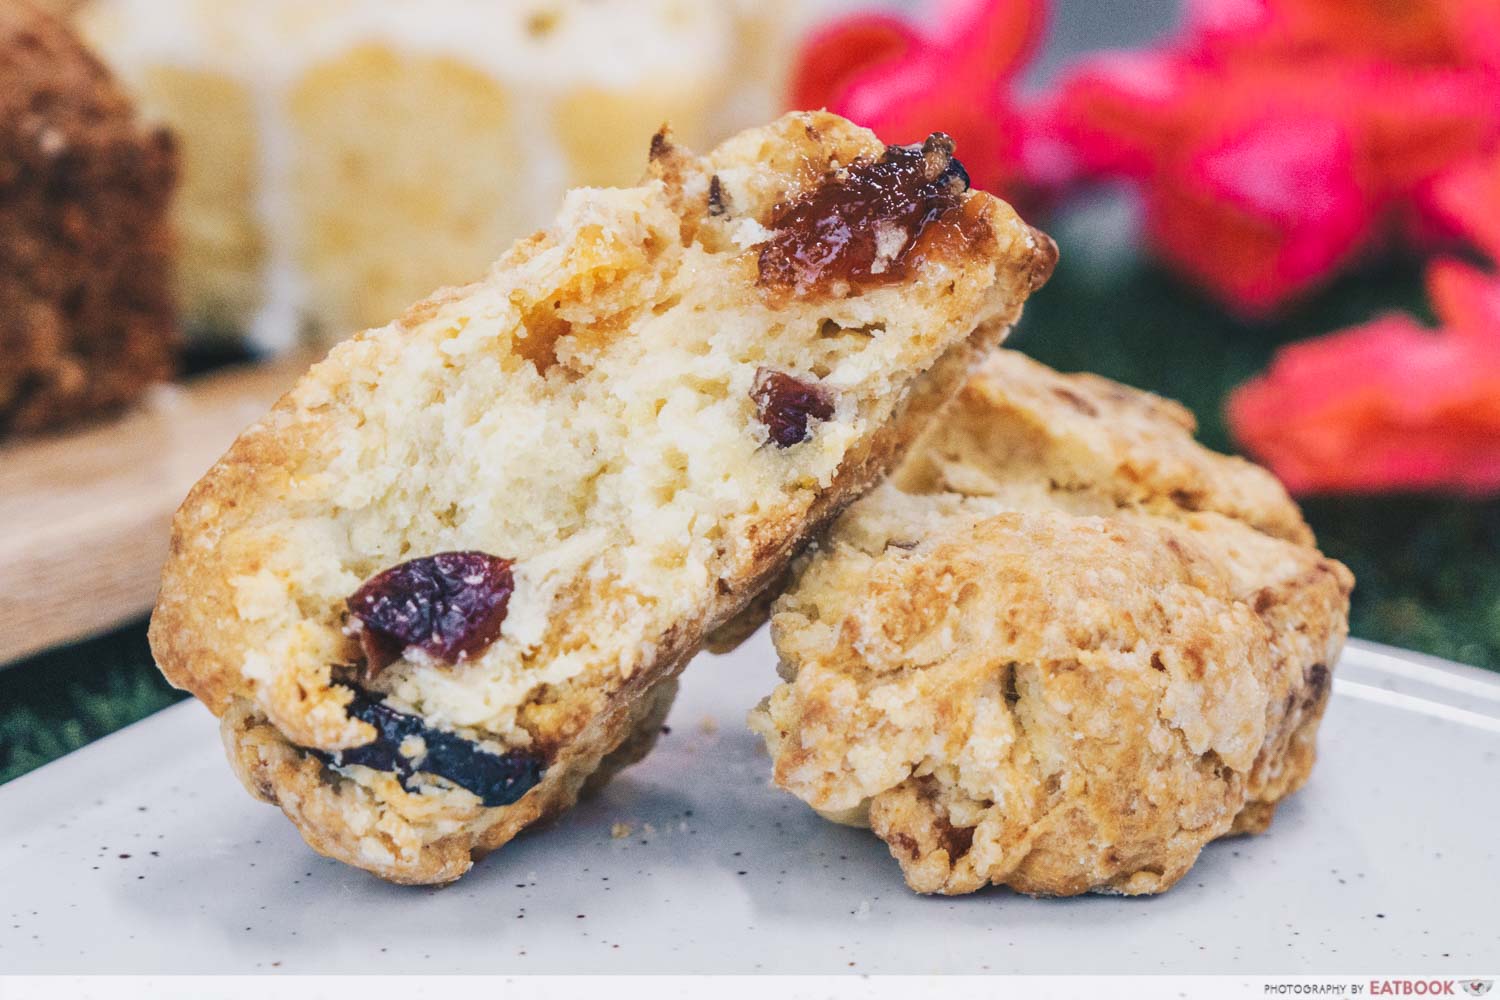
[150,112,1056,884]
[751,350,1352,896]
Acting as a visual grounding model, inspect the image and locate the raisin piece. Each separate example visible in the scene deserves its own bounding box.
[314,686,545,807]
[756,133,971,296]
[752,368,835,447]
[708,174,728,217]
[347,551,514,669]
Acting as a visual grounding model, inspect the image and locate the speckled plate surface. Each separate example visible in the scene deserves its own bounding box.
[1,634,1496,974]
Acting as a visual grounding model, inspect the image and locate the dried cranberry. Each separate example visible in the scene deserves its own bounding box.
[757,133,971,296]
[315,686,545,807]
[347,551,514,667]
[752,368,836,447]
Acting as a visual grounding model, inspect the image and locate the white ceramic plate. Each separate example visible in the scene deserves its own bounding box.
[1,634,1496,974]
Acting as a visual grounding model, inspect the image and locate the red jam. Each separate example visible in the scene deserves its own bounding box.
[756,133,976,296]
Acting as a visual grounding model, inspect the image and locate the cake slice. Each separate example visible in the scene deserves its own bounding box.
[0,0,177,436]
[751,350,1352,895]
[79,0,810,346]
[149,111,1056,884]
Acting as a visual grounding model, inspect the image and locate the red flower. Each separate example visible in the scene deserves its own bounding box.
[1228,311,1500,495]
[1229,139,1500,497]
[1049,0,1500,314]
[787,0,1047,196]
[1193,0,1468,64]
[1428,153,1500,261]
[1144,110,1375,314]
[1429,258,1500,340]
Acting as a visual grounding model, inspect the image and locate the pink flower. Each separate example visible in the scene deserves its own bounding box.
[787,0,1047,197]
[1144,110,1375,314]
[1427,154,1500,261]
[1049,0,1500,313]
[1228,312,1500,495]
[1230,147,1500,496]
[1429,258,1500,339]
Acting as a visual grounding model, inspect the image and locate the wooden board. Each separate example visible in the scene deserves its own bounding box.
[0,356,310,665]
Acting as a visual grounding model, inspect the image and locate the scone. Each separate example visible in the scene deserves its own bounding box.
[78,0,813,347]
[0,0,177,436]
[750,350,1352,896]
[149,112,1057,884]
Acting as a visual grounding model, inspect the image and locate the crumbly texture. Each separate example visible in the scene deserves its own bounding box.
[150,112,1055,884]
[751,350,1353,896]
[0,0,177,436]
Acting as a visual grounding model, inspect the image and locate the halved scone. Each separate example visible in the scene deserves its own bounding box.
[751,350,1352,896]
[149,112,1056,884]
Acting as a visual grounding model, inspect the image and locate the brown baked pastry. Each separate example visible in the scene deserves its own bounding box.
[23,0,85,19]
[0,0,177,436]
[751,350,1352,896]
[149,112,1055,884]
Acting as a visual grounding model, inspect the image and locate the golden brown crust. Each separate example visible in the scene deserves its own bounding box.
[894,350,1312,545]
[752,351,1352,896]
[224,665,685,885]
[209,323,1007,885]
[151,112,1053,884]
[0,0,178,436]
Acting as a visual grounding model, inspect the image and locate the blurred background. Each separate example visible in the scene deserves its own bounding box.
[4,0,1498,783]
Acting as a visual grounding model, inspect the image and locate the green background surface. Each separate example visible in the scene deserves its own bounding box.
[4,238,1497,786]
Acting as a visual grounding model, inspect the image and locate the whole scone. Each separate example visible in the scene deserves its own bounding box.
[150,112,1056,885]
[0,0,177,436]
[751,350,1352,896]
